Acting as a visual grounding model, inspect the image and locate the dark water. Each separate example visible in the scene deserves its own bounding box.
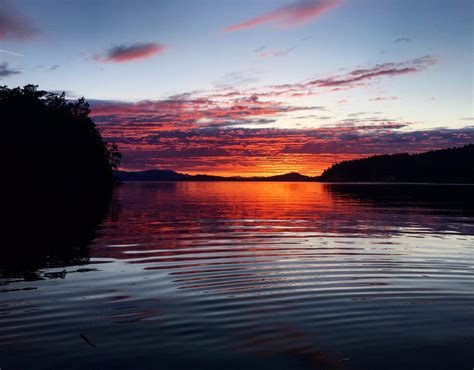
[1,182,473,370]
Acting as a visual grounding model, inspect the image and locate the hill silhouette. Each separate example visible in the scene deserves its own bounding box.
[116,170,312,182]
[118,145,474,184]
[319,144,474,183]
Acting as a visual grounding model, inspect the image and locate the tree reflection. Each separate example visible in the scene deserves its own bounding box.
[2,189,115,280]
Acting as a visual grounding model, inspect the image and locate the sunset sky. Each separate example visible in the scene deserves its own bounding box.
[1,0,473,175]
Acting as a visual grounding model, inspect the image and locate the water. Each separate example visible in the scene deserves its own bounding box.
[1,182,473,370]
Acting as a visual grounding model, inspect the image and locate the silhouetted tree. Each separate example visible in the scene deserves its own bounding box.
[1,84,121,194]
[1,85,121,276]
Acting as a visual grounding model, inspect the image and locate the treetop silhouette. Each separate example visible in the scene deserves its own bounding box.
[2,84,121,194]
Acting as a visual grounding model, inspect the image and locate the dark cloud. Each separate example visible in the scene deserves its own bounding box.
[305,56,436,88]
[280,126,474,154]
[253,46,267,53]
[369,96,398,102]
[0,62,20,78]
[393,38,412,43]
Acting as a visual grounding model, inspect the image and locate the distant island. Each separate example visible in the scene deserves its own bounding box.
[117,170,312,182]
[319,144,474,183]
[117,144,474,183]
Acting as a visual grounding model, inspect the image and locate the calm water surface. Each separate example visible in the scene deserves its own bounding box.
[1,182,473,370]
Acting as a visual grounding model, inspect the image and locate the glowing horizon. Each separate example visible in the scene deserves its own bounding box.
[1,0,472,176]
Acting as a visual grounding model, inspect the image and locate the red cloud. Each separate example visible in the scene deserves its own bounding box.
[95,43,168,63]
[223,0,343,32]
[0,2,38,40]
[0,62,21,77]
[98,123,474,176]
[91,95,314,132]
[87,54,449,176]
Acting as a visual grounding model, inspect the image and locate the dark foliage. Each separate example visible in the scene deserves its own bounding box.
[319,144,474,183]
[1,84,121,195]
[1,85,121,277]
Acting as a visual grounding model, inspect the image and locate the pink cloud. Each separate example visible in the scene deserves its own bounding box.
[260,55,438,98]
[84,50,464,176]
[91,95,315,131]
[223,0,343,32]
[0,1,38,40]
[94,43,168,63]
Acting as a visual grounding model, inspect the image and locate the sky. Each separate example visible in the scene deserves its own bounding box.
[1,0,473,176]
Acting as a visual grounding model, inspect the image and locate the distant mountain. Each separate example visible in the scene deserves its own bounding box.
[117,145,474,183]
[116,170,313,182]
[318,144,474,183]
[262,172,311,182]
[116,170,190,181]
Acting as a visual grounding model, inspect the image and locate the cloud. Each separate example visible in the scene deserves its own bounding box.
[259,48,293,58]
[97,118,474,175]
[223,0,343,32]
[91,94,317,131]
[0,62,20,78]
[94,43,168,63]
[258,55,438,97]
[88,82,473,176]
[86,54,448,175]
[198,55,436,102]
[281,127,474,155]
[393,37,412,43]
[253,46,267,53]
[369,96,398,102]
[214,69,262,88]
[0,1,38,40]
[305,56,437,88]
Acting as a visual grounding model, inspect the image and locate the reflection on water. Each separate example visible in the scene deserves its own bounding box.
[1,190,113,280]
[1,182,473,370]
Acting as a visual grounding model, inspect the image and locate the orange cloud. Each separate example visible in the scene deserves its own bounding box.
[94,111,474,175]
[87,54,454,176]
